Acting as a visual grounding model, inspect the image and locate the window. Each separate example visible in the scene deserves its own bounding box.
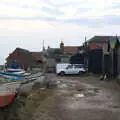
[74,64,84,68]
[56,58,61,62]
[67,65,73,69]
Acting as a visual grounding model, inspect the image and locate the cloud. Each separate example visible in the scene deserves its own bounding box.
[0,0,120,26]
[103,15,120,25]
[0,0,120,65]
[41,6,64,15]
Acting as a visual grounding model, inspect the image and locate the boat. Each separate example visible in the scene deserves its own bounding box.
[11,71,25,75]
[0,90,15,107]
[0,82,20,107]
[6,60,25,74]
[0,71,44,107]
[7,68,25,73]
[7,68,25,75]
[0,72,23,80]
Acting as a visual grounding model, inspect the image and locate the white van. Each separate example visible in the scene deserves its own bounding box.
[56,63,86,76]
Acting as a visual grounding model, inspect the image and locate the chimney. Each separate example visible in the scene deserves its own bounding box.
[48,46,50,49]
[60,41,64,49]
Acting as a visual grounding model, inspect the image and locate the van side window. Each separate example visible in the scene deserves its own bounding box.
[74,65,83,68]
[67,65,73,69]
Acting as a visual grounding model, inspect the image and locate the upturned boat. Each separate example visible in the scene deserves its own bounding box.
[0,82,20,107]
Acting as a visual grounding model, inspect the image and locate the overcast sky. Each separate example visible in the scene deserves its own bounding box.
[0,0,120,64]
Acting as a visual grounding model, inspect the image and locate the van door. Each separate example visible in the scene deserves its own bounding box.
[74,64,84,74]
[73,65,79,74]
[65,65,74,74]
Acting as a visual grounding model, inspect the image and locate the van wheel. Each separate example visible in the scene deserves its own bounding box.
[60,71,65,76]
[79,71,85,75]
[78,71,82,75]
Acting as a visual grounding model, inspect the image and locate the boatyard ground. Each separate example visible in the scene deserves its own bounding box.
[1,73,120,120]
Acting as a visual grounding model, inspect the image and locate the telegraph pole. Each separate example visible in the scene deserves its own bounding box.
[84,36,87,70]
[42,40,45,52]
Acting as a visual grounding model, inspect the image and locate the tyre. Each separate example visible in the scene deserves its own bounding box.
[78,71,82,75]
[60,71,65,76]
[79,71,85,75]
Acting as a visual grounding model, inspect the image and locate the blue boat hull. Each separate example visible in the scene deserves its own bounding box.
[0,72,23,80]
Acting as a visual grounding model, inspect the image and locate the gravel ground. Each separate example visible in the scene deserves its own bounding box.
[1,73,120,120]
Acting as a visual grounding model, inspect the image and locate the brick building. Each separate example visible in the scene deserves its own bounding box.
[6,48,44,70]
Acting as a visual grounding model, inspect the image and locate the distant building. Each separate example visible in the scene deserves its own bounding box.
[43,41,84,72]
[6,48,44,70]
[43,47,65,72]
[86,36,120,76]
[31,52,44,65]
[60,41,82,55]
[87,36,120,53]
[45,41,82,65]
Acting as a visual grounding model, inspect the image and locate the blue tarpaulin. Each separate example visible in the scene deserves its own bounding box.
[10,60,19,69]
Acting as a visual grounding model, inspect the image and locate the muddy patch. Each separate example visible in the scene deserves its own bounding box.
[108,105,120,109]
[56,80,101,98]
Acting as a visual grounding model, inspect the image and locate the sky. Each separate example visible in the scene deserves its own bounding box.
[0,0,120,64]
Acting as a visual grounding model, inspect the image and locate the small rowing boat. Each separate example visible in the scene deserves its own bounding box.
[0,72,23,81]
[0,82,20,107]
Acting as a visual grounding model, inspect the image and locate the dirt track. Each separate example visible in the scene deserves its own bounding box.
[1,74,120,120]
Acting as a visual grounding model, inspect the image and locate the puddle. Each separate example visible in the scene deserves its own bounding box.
[78,88,100,92]
[58,84,68,88]
[55,80,101,98]
[108,105,120,109]
[74,94,85,98]
[76,88,101,97]
[56,81,61,84]
[77,88,84,91]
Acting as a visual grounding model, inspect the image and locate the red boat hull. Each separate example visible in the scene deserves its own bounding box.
[0,94,15,107]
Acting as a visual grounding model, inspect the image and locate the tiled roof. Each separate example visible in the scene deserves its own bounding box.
[6,47,35,61]
[63,46,80,54]
[87,36,120,50]
[88,36,120,43]
[31,52,43,62]
[88,36,110,43]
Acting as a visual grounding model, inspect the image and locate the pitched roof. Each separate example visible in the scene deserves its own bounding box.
[46,48,63,58]
[63,46,80,54]
[16,47,29,53]
[86,36,120,49]
[88,36,110,43]
[88,36,120,43]
[31,52,43,62]
[6,47,35,61]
